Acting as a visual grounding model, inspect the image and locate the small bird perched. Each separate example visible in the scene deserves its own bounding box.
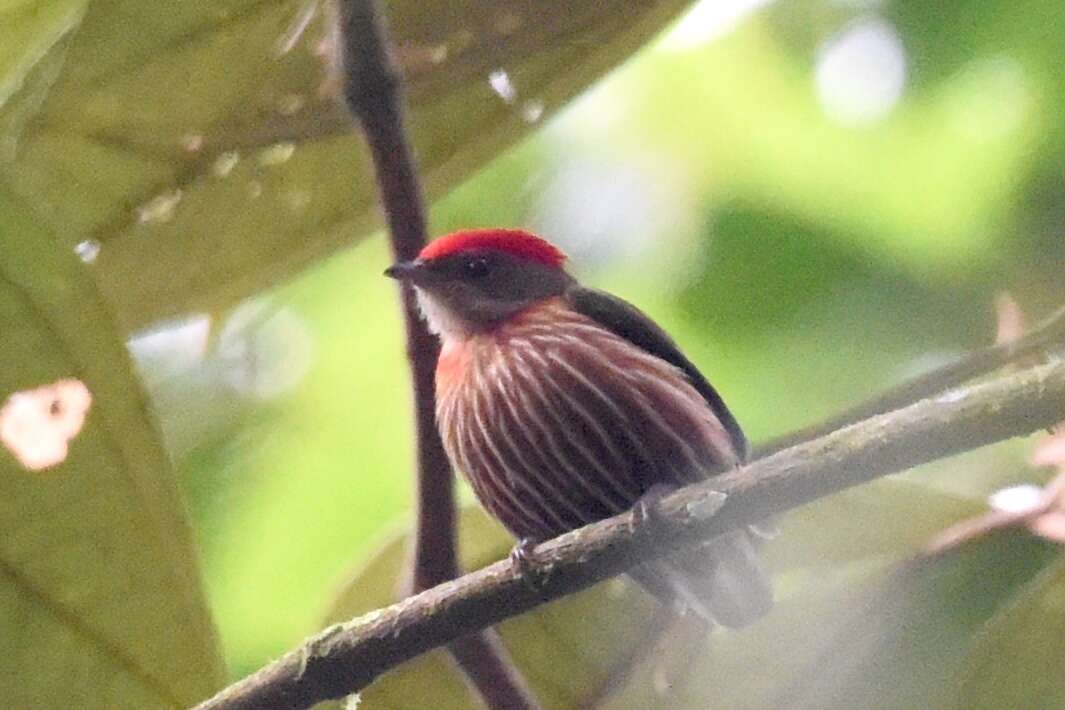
[386,228,772,627]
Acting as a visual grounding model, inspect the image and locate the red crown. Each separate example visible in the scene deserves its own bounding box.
[419,229,567,268]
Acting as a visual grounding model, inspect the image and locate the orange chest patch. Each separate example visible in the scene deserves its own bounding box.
[435,339,471,396]
[434,298,586,399]
[434,299,559,391]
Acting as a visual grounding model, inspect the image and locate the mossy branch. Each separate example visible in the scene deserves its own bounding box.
[193,356,1065,710]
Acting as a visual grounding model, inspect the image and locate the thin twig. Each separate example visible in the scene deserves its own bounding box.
[193,358,1065,710]
[449,633,538,710]
[336,0,452,595]
[925,432,1065,555]
[336,1,538,708]
[756,305,1065,457]
[924,507,1042,556]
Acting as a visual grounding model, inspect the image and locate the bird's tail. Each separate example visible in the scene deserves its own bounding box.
[630,528,773,628]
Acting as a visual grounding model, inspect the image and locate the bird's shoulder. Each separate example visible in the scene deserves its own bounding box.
[563,285,748,460]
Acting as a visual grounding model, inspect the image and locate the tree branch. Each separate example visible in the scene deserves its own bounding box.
[337,0,453,604]
[336,1,538,708]
[193,357,1065,710]
[757,304,1065,457]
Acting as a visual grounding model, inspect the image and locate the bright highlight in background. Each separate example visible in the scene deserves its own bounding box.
[660,0,775,51]
[815,17,907,125]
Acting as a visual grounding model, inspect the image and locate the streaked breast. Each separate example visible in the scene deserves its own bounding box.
[436,298,737,539]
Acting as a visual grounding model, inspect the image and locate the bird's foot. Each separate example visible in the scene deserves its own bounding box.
[509,537,547,591]
[630,483,678,533]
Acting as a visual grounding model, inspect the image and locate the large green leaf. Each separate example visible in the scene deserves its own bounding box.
[0,188,224,708]
[953,554,1065,710]
[0,0,695,332]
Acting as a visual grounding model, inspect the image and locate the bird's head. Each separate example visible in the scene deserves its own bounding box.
[385,229,574,339]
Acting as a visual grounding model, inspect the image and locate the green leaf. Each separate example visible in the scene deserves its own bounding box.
[0,188,224,708]
[954,554,1065,710]
[0,0,695,331]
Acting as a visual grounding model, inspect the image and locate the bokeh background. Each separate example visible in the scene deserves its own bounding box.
[3,0,1065,707]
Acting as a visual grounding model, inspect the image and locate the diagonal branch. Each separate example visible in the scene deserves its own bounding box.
[336,1,539,708]
[757,304,1065,457]
[193,357,1065,710]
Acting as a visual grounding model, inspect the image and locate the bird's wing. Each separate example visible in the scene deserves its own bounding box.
[564,286,748,461]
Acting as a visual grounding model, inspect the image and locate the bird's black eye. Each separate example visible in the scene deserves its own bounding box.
[464,257,490,279]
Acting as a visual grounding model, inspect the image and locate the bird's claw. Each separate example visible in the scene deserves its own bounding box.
[631,483,678,533]
[509,537,546,590]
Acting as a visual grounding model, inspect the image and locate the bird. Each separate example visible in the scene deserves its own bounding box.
[385,228,772,628]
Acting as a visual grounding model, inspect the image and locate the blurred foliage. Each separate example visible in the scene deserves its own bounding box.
[3,0,1065,708]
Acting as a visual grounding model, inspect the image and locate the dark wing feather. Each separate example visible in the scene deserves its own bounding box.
[564,286,748,460]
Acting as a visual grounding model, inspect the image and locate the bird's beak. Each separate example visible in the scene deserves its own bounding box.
[384,259,423,282]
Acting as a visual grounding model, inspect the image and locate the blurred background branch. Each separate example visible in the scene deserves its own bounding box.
[336,1,538,708]
[758,304,1065,456]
